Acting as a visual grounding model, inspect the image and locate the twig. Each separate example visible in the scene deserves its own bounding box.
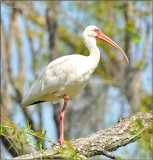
[1,133,35,158]
[102,150,116,159]
[1,113,20,132]
[1,113,66,151]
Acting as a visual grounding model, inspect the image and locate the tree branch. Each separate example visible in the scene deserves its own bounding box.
[14,111,152,159]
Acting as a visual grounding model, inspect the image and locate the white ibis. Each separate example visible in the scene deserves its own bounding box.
[21,25,129,145]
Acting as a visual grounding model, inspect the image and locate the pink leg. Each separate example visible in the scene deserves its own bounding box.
[62,94,71,100]
[56,94,70,145]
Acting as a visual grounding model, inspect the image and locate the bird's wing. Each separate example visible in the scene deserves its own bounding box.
[21,55,77,107]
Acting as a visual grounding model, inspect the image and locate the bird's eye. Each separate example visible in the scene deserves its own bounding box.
[93,28,99,33]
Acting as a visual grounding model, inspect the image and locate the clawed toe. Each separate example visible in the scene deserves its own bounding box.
[55,138,64,145]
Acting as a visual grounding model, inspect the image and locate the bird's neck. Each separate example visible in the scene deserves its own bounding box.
[83,36,100,67]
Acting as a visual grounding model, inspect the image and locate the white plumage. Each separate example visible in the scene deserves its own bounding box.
[21,25,129,108]
[21,54,97,107]
[21,25,129,145]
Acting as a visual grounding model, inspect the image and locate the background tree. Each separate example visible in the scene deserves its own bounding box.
[1,1,152,159]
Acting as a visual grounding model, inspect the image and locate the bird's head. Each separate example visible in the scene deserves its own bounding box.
[83,25,129,64]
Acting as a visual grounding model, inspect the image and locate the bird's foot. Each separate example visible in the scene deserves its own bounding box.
[62,94,71,100]
[55,138,64,145]
[55,138,74,146]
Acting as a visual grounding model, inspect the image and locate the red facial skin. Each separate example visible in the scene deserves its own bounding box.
[93,28,129,64]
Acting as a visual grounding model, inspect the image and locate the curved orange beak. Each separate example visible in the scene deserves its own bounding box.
[96,31,129,64]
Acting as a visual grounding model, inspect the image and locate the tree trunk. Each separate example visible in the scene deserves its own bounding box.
[46,1,61,138]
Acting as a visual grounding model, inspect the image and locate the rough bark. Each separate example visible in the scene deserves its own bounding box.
[14,111,152,159]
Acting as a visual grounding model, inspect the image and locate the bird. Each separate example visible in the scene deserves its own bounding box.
[21,25,129,145]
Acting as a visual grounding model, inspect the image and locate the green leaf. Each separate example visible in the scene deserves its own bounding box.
[27,120,31,130]
[44,135,52,144]
[87,153,90,159]
[115,156,122,159]
[60,141,78,159]
[33,59,38,70]
[134,61,147,69]
[12,129,16,135]
[30,129,35,133]
[17,134,20,140]
[136,118,144,130]
[8,141,17,150]
[42,129,44,135]
[133,33,141,43]
[75,148,78,154]
[20,142,24,151]
[38,139,43,151]
[22,128,26,139]
[34,139,39,145]
[135,61,143,68]
[1,128,7,135]
[125,21,135,34]
[130,131,136,135]
[1,123,13,128]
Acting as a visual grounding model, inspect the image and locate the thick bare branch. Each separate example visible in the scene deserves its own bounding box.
[14,111,152,159]
[117,1,151,111]
[16,19,24,80]
[1,9,17,88]
[24,19,44,134]
[123,1,134,60]
[1,24,10,88]
[46,1,60,61]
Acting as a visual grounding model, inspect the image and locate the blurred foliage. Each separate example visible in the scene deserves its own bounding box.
[141,95,152,108]
[133,33,141,43]
[134,61,148,69]
[47,1,152,158]
[19,1,151,82]
[136,123,153,159]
